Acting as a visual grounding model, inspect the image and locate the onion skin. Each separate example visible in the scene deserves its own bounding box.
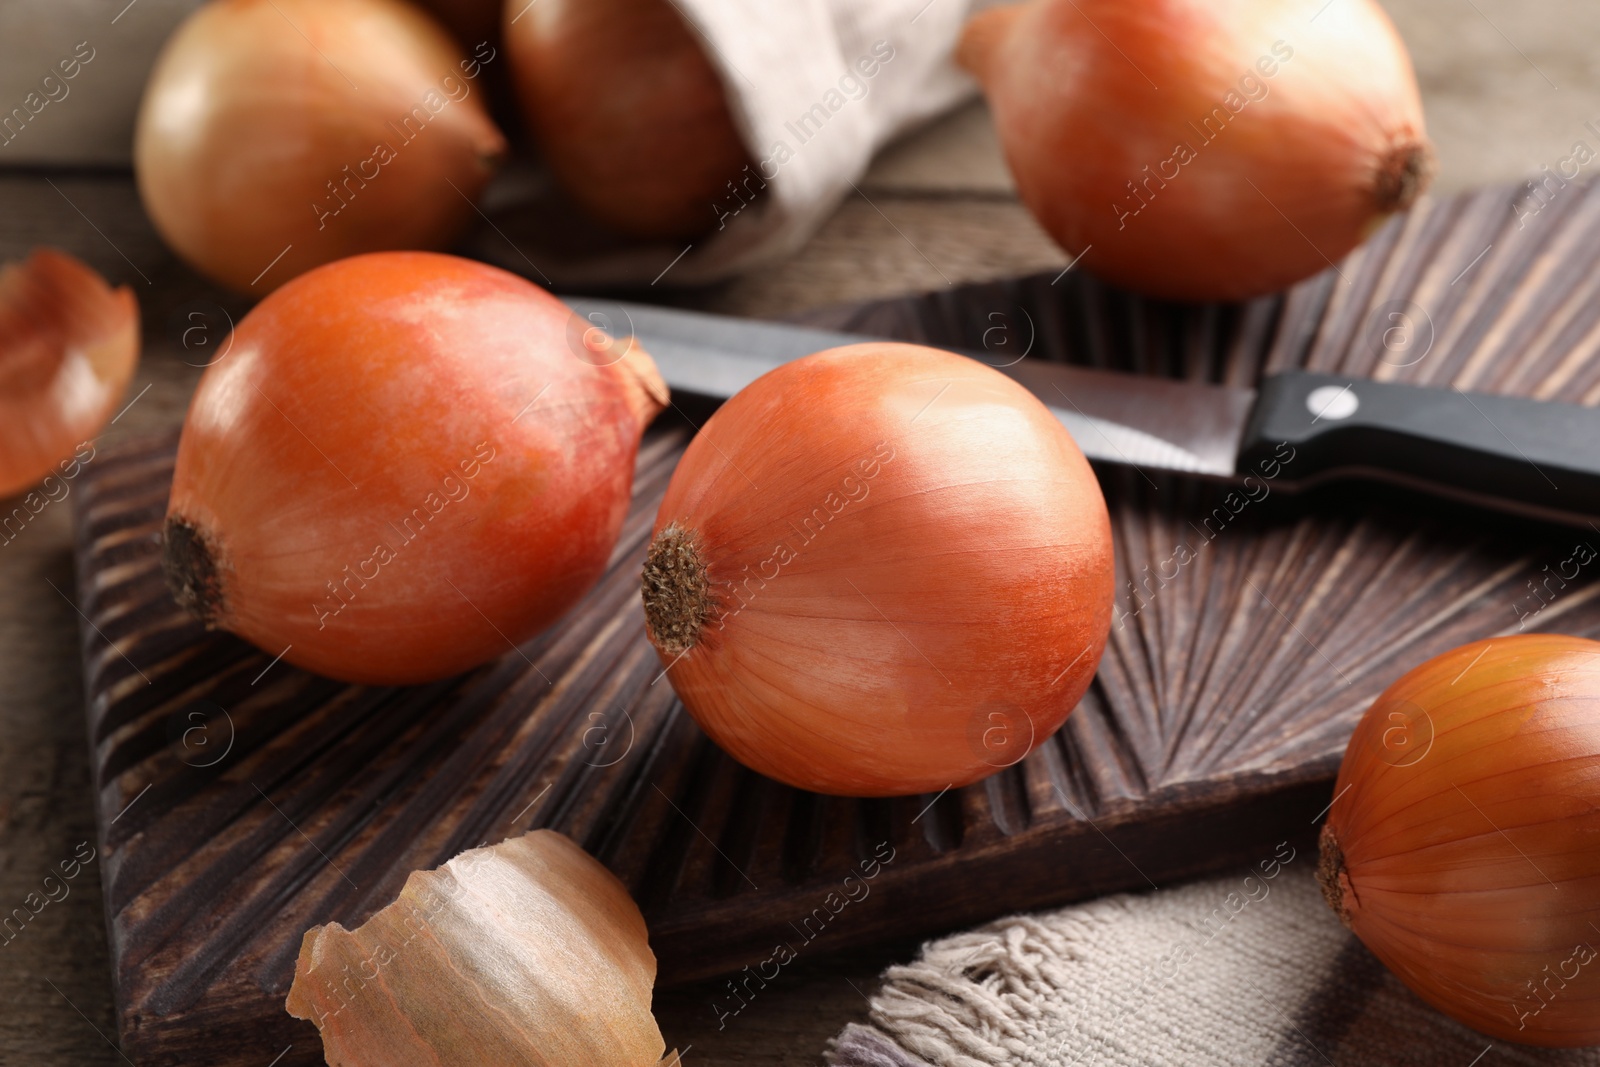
[135,0,507,293]
[414,0,501,50]
[504,0,754,240]
[163,252,667,686]
[642,344,1114,797]
[286,830,665,1065]
[1319,634,1600,1047]
[959,0,1433,302]
[0,249,138,498]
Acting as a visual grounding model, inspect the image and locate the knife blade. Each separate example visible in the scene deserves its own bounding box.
[567,298,1254,476]
[565,298,1600,527]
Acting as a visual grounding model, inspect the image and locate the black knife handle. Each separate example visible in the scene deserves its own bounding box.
[1237,371,1600,525]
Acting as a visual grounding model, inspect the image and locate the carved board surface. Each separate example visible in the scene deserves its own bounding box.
[72,181,1600,1064]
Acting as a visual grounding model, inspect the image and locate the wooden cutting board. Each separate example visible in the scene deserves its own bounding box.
[72,180,1600,1066]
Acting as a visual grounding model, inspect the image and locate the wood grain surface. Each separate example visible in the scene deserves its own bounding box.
[4,5,1600,1056]
[0,164,1067,1067]
[57,173,1600,1064]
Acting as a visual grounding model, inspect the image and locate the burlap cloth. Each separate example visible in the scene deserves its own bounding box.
[827,862,1600,1066]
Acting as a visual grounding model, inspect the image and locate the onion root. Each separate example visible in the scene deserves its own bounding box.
[642,522,714,657]
[162,517,225,627]
[1375,141,1436,214]
[1315,822,1353,928]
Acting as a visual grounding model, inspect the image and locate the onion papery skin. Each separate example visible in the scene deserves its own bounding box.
[135,0,507,294]
[0,249,138,497]
[504,0,754,240]
[1320,634,1600,1047]
[286,831,666,1065]
[415,0,501,51]
[163,252,667,686]
[642,344,1114,797]
[958,0,1433,302]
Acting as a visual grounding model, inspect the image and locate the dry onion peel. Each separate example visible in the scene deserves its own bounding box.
[287,830,674,1065]
[642,342,1114,797]
[959,0,1433,301]
[0,248,138,497]
[1319,634,1600,1046]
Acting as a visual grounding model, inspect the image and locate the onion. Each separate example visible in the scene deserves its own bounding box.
[287,830,669,1064]
[135,0,507,293]
[504,0,754,240]
[0,248,138,497]
[1319,634,1600,1046]
[163,251,667,685]
[414,0,501,50]
[641,343,1114,797]
[958,0,1434,302]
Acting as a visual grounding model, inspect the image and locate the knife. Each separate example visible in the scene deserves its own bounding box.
[566,298,1600,528]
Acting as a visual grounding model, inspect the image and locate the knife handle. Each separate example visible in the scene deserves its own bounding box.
[1237,371,1600,525]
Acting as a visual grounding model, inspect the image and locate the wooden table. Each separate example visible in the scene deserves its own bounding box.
[3,1,1598,1059]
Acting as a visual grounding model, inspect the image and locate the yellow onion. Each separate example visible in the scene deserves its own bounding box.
[162,252,666,686]
[1319,634,1600,1046]
[959,0,1433,301]
[287,831,670,1064]
[0,248,138,497]
[641,343,1114,797]
[504,0,753,239]
[135,0,506,293]
[414,0,501,50]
